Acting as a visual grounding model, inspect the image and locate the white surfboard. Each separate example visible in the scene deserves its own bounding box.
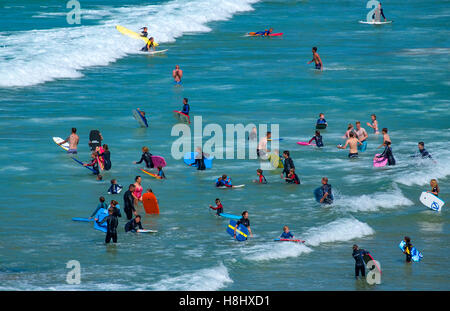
[53,137,69,151]
[420,192,445,212]
[219,184,245,189]
[359,20,393,25]
[149,49,168,55]
[132,109,148,127]
[137,229,158,233]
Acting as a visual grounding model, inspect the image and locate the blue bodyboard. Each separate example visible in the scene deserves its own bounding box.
[184,152,213,169]
[219,213,241,220]
[71,157,97,173]
[94,208,108,233]
[226,220,249,241]
[358,140,367,152]
[399,241,423,262]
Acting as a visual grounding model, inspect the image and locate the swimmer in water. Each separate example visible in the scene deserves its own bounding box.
[59,127,79,154]
[140,27,148,38]
[427,179,439,196]
[253,168,267,184]
[316,113,327,126]
[417,142,432,159]
[173,65,183,84]
[367,114,379,134]
[338,132,361,158]
[209,198,224,216]
[216,175,232,187]
[308,130,324,147]
[319,177,333,204]
[280,225,295,239]
[307,47,323,71]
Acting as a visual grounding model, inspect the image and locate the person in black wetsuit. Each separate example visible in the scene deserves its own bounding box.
[134,146,154,169]
[281,150,295,179]
[88,129,103,151]
[140,27,148,38]
[372,3,387,22]
[181,98,190,115]
[124,215,143,233]
[352,244,369,279]
[234,211,253,239]
[319,177,333,204]
[190,147,206,170]
[308,130,324,147]
[402,236,413,263]
[376,141,396,165]
[123,184,137,220]
[98,144,111,170]
[96,207,119,244]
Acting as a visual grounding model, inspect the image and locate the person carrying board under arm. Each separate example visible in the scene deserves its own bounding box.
[59,127,79,154]
[234,211,253,239]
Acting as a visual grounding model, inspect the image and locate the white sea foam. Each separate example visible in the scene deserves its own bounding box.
[245,242,312,261]
[303,218,374,247]
[334,187,414,212]
[150,262,232,291]
[0,0,259,87]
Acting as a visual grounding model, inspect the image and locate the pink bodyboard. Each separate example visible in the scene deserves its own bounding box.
[373,154,387,167]
[151,156,167,168]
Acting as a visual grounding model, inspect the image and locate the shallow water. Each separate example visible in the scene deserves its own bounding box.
[0,0,449,290]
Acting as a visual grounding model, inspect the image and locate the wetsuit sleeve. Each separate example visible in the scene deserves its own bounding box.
[381,9,386,19]
[136,154,145,164]
[138,222,143,230]
[308,137,315,144]
[90,205,101,218]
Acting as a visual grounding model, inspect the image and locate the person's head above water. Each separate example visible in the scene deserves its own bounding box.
[128,184,135,191]
[353,244,358,251]
[72,127,77,133]
[257,168,263,175]
[183,98,188,104]
[242,211,249,219]
[319,113,325,118]
[315,130,320,136]
[175,65,180,70]
[349,132,355,138]
[142,146,149,153]
[418,142,425,150]
[430,179,438,188]
[135,215,141,222]
[322,177,328,184]
[283,225,289,232]
[222,174,227,180]
[382,128,388,134]
[371,114,377,120]
[347,123,354,130]
[312,47,317,52]
[283,150,290,158]
[215,198,221,204]
[356,121,361,128]
[135,176,141,183]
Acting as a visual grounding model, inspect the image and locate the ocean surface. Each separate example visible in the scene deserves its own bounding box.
[0,0,449,290]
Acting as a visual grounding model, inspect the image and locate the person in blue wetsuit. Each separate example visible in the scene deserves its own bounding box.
[352,244,369,279]
[108,179,123,194]
[124,215,143,233]
[308,130,324,147]
[280,226,294,239]
[89,196,108,219]
[316,113,327,126]
[253,28,273,36]
[417,142,432,159]
[181,98,190,115]
[319,177,333,204]
[216,175,232,187]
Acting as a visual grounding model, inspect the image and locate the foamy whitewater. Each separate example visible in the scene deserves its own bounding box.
[0,0,449,291]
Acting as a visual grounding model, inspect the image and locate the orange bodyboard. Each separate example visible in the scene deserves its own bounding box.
[142,192,160,214]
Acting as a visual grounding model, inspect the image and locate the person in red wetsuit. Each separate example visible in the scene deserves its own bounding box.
[209,198,223,216]
[253,169,267,184]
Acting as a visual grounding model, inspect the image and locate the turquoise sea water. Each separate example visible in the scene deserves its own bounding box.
[0,0,449,290]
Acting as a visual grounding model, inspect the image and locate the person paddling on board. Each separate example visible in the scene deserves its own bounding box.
[134,146,154,169]
[352,244,369,279]
[173,65,183,84]
[141,37,156,52]
[209,198,224,216]
[124,215,144,233]
[338,132,361,158]
[307,47,323,71]
[308,130,324,147]
[319,177,333,204]
[181,98,190,115]
[372,3,387,22]
[59,127,79,154]
[280,225,294,239]
[234,211,253,239]
[96,207,119,244]
[140,27,148,38]
[252,28,273,36]
[253,168,267,184]
[216,175,232,187]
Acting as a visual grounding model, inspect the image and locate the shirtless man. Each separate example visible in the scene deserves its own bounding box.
[172,65,183,84]
[59,128,79,154]
[307,47,323,71]
[355,121,368,143]
[378,128,391,148]
[338,132,361,158]
[257,131,271,159]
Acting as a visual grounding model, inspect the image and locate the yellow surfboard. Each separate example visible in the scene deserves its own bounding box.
[115,25,159,46]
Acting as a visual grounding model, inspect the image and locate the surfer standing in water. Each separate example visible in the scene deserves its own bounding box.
[59,127,79,154]
[307,47,323,71]
[352,244,369,279]
[367,114,379,134]
[338,132,361,158]
[173,65,183,84]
